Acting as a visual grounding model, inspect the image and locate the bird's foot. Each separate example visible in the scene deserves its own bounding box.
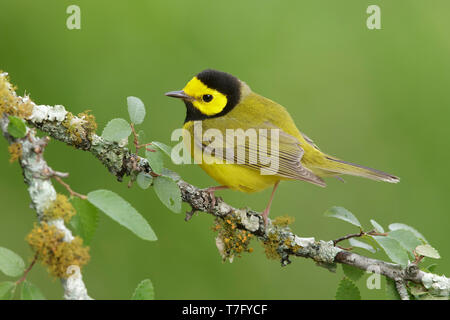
[203,186,228,208]
[261,208,270,227]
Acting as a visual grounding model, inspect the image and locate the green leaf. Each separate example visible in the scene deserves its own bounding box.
[388,223,427,243]
[425,264,438,273]
[415,244,440,259]
[0,281,16,300]
[7,116,27,138]
[161,168,181,182]
[152,141,172,157]
[335,277,361,300]
[101,118,132,143]
[372,236,409,266]
[146,148,164,174]
[153,176,181,213]
[388,229,421,253]
[131,279,155,300]
[136,172,153,190]
[127,96,146,125]
[385,278,401,300]
[370,219,384,233]
[324,206,361,228]
[87,190,157,241]
[342,264,364,282]
[348,238,376,253]
[70,198,99,245]
[137,130,147,143]
[20,281,46,300]
[0,247,25,277]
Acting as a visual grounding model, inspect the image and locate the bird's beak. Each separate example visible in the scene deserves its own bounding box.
[165,90,194,101]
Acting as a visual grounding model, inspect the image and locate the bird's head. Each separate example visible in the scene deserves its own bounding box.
[165,69,246,122]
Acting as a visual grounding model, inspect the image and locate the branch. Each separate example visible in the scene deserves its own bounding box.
[2,72,450,299]
[0,74,91,300]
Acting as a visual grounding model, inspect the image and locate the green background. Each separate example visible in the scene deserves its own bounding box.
[1,0,449,299]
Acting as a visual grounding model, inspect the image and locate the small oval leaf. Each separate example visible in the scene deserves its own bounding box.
[152,141,172,157]
[388,229,421,253]
[87,190,157,241]
[136,172,153,190]
[7,116,27,138]
[127,96,146,125]
[0,247,25,277]
[153,176,181,213]
[348,238,376,253]
[161,168,181,182]
[101,118,132,143]
[415,244,440,259]
[0,281,16,300]
[21,281,46,300]
[388,223,427,243]
[146,148,164,174]
[324,206,361,228]
[373,236,409,266]
[70,198,99,245]
[131,279,155,300]
[370,219,384,233]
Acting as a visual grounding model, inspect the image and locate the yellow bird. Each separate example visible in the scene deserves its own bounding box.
[166,69,399,224]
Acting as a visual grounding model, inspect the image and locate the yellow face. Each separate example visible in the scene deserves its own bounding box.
[183,77,228,116]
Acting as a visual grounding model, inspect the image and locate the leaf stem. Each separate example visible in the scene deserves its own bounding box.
[333,229,387,246]
[15,253,39,285]
[53,176,87,200]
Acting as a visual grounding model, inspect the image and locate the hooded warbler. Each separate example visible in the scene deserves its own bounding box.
[166,69,399,224]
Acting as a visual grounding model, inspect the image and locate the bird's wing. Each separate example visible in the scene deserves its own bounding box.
[194,117,326,187]
[301,132,321,151]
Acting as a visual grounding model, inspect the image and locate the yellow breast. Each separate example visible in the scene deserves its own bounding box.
[183,121,284,193]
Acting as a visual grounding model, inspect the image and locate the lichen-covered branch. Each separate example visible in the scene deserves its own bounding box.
[0,73,91,300]
[2,71,449,299]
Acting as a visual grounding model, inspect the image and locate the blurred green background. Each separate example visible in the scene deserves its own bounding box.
[1,0,449,299]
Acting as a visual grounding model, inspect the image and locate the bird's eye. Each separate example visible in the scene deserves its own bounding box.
[202,94,213,102]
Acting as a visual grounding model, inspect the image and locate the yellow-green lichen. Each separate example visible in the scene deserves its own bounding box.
[62,110,97,145]
[213,215,253,262]
[26,222,90,278]
[262,232,282,260]
[272,215,295,228]
[78,110,97,136]
[0,72,33,119]
[43,194,76,223]
[8,142,22,163]
[283,238,302,253]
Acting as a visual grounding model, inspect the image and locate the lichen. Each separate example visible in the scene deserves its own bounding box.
[262,231,282,260]
[62,110,97,146]
[26,222,90,278]
[272,215,295,228]
[43,194,76,223]
[213,215,253,262]
[77,110,97,137]
[8,142,22,163]
[0,72,33,119]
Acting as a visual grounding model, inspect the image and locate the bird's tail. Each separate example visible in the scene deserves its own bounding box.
[316,156,400,183]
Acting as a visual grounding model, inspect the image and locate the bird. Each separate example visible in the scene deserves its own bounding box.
[165,69,399,224]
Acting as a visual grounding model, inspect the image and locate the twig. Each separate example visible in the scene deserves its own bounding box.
[15,253,38,285]
[130,123,155,154]
[53,176,87,200]
[333,229,387,246]
[395,278,410,300]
